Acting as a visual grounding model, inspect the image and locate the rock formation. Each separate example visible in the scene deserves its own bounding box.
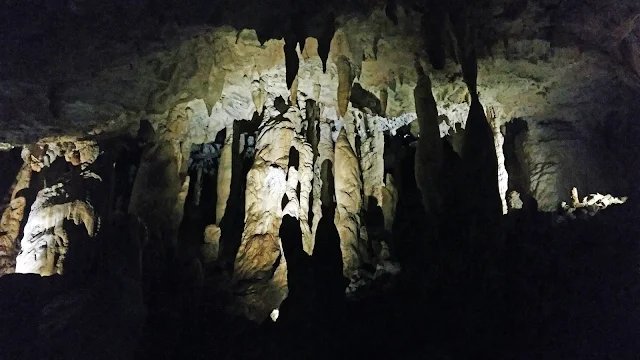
[0,164,31,275]
[0,5,637,356]
[15,183,98,276]
[334,128,368,275]
[216,128,233,225]
[413,61,443,216]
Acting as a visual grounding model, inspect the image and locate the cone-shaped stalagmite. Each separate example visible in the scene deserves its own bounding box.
[454,22,503,224]
[336,56,353,118]
[129,140,186,246]
[414,60,443,215]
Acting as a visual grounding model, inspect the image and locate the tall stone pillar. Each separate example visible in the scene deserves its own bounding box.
[232,114,295,322]
[334,128,366,276]
[0,164,32,275]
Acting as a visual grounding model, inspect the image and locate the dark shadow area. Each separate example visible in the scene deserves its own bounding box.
[217,113,261,271]
[503,118,533,208]
[349,83,383,116]
[0,148,23,205]
[1,134,639,359]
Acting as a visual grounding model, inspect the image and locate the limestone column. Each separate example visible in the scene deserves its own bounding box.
[15,181,99,275]
[334,128,367,276]
[129,140,187,247]
[216,127,233,225]
[232,114,295,322]
[0,164,32,275]
[14,140,104,276]
[295,142,314,254]
[202,127,233,263]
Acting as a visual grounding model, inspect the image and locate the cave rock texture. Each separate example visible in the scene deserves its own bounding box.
[0,0,639,358]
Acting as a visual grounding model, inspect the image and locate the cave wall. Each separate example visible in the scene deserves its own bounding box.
[0,0,639,324]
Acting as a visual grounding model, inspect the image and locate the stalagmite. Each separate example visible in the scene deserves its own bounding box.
[232,114,296,321]
[216,127,233,224]
[414,62,443,215]
[0,164,32,275]
[129,140,185,246]
[381,174,398,232]
[311,118,335,242]
[251,80,265,114]
[290,76,299,107]
[295,142,314,254]
[193,167,203,206]
[336,56,353,118]
[380,88,388,116]
[503,119,532,211]
[487,107,509,214]
[359,112,385,210]
[334,128,367,276]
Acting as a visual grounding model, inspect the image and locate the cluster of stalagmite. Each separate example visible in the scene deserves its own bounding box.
[0,3,635,329]
[0,140,103,276]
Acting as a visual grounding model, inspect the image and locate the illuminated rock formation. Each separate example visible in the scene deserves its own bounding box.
[232,114,294,321]
[334,128,367,275]
[0,1,637,336]
[0,164,32,275]
[15,182,98,276]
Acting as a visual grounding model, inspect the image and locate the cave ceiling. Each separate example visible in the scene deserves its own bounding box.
[0,0,639,210]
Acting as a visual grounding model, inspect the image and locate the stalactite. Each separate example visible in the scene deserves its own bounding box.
[318,16,335,73]
[385,0,399,25]
[423,6,447,70]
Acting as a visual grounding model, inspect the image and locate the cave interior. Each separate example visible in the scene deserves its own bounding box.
[1,0,640,359]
